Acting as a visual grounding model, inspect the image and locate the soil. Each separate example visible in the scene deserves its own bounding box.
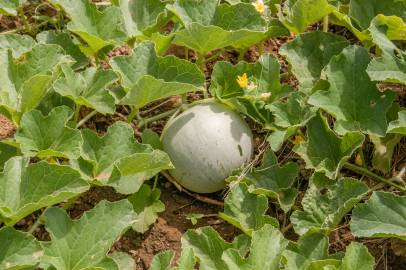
[0,114,16,139]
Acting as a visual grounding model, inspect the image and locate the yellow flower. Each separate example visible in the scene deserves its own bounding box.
[253,0,265,14]
[292,134,304,145]
[355,153,363,166]
[237,73,248,88]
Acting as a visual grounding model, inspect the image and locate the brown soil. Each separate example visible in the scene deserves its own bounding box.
[0,114,16,139]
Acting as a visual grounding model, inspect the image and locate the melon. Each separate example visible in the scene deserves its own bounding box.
[161,102,253,193]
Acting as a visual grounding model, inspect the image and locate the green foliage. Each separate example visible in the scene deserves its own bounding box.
[291,173,368,235]
[111,41,204,109]
[15,106,82,159]
[0,157,89,226]
[41,200,135,270]
[0,227,42,269]
[309,45,395,136]
[351,192,406,240]
[220,182,278,235]
[0,33,35,57]
[293,113,364,179]
[0,0,26,16]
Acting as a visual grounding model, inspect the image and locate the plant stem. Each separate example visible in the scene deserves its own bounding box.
[74,105,81,123]
[238,48,248,61]
[18,7,31,34]
[344,163,406,193]
[185,47,189,60]
[127,107,139,123]
[138,108,179,128]
[76,110,97,128]
[323,15,329,32]
[28,210,46,234]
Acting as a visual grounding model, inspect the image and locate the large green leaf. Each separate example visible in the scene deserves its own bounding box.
[182,227,249,270]
[0,141,19,170]
[280,31,349,92]
[149,250,174,270]
[168,1,272,54]
[293,113,365,179]
[49,0,127,56]
[349,0,406,30]
[388,111,406,135]
[222,224,289,270]
[291,173,368,235]
[0,157,89,226]
[210,54,283,99]
[41,200,135,270]
[0,0,26,15]
[72,121,172,194]
[308,45,395,136]
[96,252,136,270]
[111,41,204,109]
[128,184,165,233]
[0,33,35,57]
[15,106,82,159]
[0,44,73,124]
[219,182,278,236]
[117,0,168,37]
[340,242,375,270]
[282,230,334,270]
[243,150,299,212]
[53,65,118,114]
[280,0,335,33]
[351,191,406,240]
[0,227,43,270]
[366,15,406,85]
[267,92,317,128]
[36,30,89,70]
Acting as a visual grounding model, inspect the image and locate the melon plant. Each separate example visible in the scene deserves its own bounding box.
[162,102,253,193]
[0,0,405,269]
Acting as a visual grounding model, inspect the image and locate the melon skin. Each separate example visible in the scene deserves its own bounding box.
[161,102,253,193]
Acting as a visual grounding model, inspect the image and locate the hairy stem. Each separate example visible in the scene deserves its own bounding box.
[344,163,406,193]
[74,105,81,123]
[138,108,179,128]
[76,110,97,128]
[323,15,329,32]
[18,7,31,34]
[127,107,139,123]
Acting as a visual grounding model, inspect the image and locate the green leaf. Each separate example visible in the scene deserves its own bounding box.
[349,0,406,30]
[0,44,73,124]
[267,92,317,128]
[293,113,365,179]
[222,224,289,270]
[340,242,375,270]
[15,106,82,159]
[53,65,118,114]
[351,191,406,240]
[244,150,299,212]
[106,252,136,270]
[282,230,332,270]
[73,121,172,194]
[49,0,126,56]
[168,1,269,54]
[367,15,406,85]
[308,45,395,136]
[0,141,19,170]
[280,0,335,33]
[388,111,406,135]
[0,33,35,57]
[117,0,168,37]
[182,227,249,270]
[128,184,165,233]
[0,227,43,270]
[280,31,349,92]
[41,200,135,270]
[210,54,283,99]
[219,183,278,235]
[0,157,89,226]
[0,0,26,16]
[149,250,174,270]
[111,42,204,109]
[36,30,89,70]
[371,133,402,174]
[142,129,163,150]
[291,173,368,235]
